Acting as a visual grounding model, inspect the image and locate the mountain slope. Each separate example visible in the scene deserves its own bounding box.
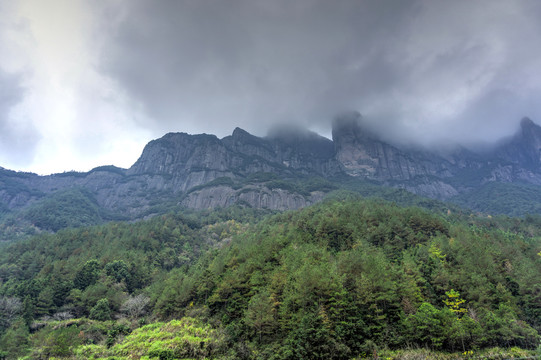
[1,198,539,358]
[2,114,541,238]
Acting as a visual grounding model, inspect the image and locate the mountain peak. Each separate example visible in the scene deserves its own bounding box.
[519,117,541,140]
[497,116,541,168]
[231,127,252,139]
[521,117,534,128]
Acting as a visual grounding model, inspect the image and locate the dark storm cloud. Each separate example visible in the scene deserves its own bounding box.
[96,0,416,136]
[0,69,39,166]
[95,0,541,147]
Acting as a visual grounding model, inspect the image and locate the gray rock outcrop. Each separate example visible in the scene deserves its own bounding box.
[2,114,541,228]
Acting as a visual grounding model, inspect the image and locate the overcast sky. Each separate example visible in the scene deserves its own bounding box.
[1,0,541,174]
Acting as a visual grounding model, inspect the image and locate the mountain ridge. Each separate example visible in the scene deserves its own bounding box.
[2,114,541,237]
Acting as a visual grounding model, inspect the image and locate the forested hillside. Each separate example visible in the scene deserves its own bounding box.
[0,196,540,359]
[0,176,457,244]
[449,182,541,217]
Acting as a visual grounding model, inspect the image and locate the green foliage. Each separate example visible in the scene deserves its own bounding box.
[0,208,261,331]
[332,177,459,214]
[74,318,226,359]
[244,289,276,343]
[245,172,279,183]
[106,322,131,347]
[151,198,539,356]
[105,260,130,283]
[27,324,83,359]
[22,318,110,358]
[1,197,540,358]
[89,298,112,321]
[285,308,351,360]
[0,318,29,359]
[265,179,308,196]
[22,188,104,232]
[74,259,101,290]
[450,181,541,216]
[186,174,338,201]
[299,176,338,193]
[0,169,41,199]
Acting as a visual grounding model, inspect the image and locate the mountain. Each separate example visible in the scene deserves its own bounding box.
[332,112,461,198]
[333,113,541,198]
[2,113,541,237]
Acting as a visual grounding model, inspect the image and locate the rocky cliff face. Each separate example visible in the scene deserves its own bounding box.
[2,114,541,226]
[497,117,541,169]
[0,125,343,219]
[332,112,455,181]
[331,113,541,199]
[125,125,342,198]
[181,185,325,211]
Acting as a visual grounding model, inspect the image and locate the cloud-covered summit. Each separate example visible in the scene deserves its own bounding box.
[1,0,541,173]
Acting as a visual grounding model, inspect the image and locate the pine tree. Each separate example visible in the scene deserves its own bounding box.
[245,290,276,343]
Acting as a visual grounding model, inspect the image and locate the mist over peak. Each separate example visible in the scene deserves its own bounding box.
[2,1,541,175]
[331,111,362,132]
[265,122,328,142]
[331,111,388,142]
[258,110,541,159]
[521,117,534,127]
[328,109,541,156]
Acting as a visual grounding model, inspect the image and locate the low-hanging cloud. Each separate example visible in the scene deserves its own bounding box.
[96,0,416,137]
[96,0,541,145]
[2,0,541,173]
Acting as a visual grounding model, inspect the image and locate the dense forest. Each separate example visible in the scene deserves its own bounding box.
[0,175,461,244]
[0,194,540,359]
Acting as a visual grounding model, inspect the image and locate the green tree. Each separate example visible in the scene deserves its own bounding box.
[105,260,130,284]
[34,287,54,317]
[244,290,276,343]
[285,308,350,360]
[0,318,29,359]
[30,326,81,359]
[89,298,112,321]
[73,260,100,290]
[21,296,34,327]
[405,302,454,350]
